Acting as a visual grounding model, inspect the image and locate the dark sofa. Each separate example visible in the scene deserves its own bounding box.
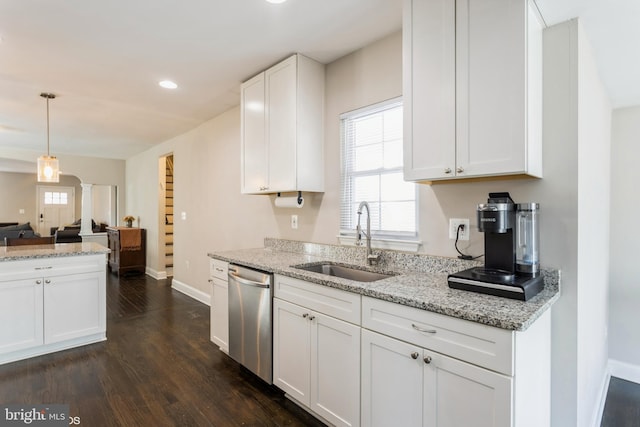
[0,223,39,246]
[50,219,108,243]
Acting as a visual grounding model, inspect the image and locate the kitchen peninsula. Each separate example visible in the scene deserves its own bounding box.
[0,242,109,365]
[209,238,559,427]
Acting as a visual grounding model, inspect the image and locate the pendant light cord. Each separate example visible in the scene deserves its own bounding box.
[40,92,56,157]
[46,96,50,156]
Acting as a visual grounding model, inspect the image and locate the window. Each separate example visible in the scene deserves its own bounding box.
[44,191,68,205]
[339,98,418,249]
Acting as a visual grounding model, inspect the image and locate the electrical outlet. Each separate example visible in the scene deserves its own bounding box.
[291,215,298,229]
[449,218,470,240]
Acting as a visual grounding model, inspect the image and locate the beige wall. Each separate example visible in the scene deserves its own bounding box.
[0,171,83,229]
[0,148,126,226]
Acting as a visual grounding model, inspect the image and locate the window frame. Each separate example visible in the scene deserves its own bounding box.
[338,97,421,252]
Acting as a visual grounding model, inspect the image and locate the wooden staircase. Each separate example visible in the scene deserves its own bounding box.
[165,155,174,276]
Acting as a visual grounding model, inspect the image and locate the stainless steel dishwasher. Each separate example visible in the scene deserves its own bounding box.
[227,264,273,384]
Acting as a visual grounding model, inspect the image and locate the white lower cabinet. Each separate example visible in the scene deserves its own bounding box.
[362,329,511,427]
[273,275,361,427]
[361,296,550,427]
[209,259,229,353]
[270,275,550,427]
[0,254,107,365]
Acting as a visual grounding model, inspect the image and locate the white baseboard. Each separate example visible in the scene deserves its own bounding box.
[609,358,640,385]
[171,278,211,306]
[145,267,167,280]
[592,367,611,427]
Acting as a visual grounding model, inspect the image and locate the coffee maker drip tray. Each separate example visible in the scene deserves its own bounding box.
[448,267,544,301]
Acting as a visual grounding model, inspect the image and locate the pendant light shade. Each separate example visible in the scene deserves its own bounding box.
[37,92,60,183]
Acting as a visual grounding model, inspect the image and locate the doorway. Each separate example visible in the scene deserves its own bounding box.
[36,186,75,236]
[163,155,174,277]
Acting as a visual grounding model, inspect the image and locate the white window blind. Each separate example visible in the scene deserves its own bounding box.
[340,98,417,241]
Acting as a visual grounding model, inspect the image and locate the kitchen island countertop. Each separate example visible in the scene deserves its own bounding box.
[0,242,109,262]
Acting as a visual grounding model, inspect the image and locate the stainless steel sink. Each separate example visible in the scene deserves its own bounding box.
[294,263,394,282]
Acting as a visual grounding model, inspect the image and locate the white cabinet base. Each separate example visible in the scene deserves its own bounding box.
[0,254,107,366]
[0,333,106,366]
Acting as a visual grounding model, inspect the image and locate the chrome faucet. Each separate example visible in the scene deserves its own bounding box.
[356,201,379,266]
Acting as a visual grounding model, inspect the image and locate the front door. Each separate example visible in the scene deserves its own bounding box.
[36,186,75,236]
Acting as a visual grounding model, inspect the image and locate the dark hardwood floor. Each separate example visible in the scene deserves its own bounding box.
[602,377,640,427]
[0,273,325,427]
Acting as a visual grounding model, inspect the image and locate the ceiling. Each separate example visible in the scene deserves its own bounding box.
[0,0,636,161]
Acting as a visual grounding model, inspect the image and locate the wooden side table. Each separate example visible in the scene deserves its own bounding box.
[106,227,146,276]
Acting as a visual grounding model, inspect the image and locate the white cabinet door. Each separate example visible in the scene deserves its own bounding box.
[241,72,267,193]
[403,0,456,181]
[44,271,106,344]
[423,350,512,427]
[455,0,527,177]
[266,55,297,192]
[273,298,311,405]
[240,54,324,194]
[403,0,542,182]
[211,277,229,353]
[310,312,361,427]
[0,278,44,354]
[361,329,423,427]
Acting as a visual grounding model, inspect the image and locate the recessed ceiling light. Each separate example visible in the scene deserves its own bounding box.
[266,0,287,4]
[159,80,178,89]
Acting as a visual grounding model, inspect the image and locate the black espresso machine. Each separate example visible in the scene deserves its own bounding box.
[448,192,544,300]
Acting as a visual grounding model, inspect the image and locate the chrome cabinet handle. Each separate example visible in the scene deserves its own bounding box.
[259,186,269,191]
[36,280,42,285]
[208,279,213,283]
[412,323,437,334]
[456,167,464,173]
[411,352,419,359]
[45,279,51,284]
[444,168,452,174]
[424,356,432,364]
[215,268,224,272]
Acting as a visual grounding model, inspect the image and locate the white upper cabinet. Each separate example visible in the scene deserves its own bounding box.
[241,54,325,194]
[404,0,543,182]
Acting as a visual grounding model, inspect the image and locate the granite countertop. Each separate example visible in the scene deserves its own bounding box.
[209,241,560,332]
[0,242,110,262]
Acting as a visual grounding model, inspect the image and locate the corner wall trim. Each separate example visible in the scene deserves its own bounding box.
[609,359,640,385]
[145,267,168,280]
[171,279,211,306]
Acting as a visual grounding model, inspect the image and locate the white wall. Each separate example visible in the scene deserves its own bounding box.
[125,106,280,284]
[575,21,612,427]
[125,25,613,426]
[609,106,640,378]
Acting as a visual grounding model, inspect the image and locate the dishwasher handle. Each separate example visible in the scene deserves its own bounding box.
[229,271,270,288]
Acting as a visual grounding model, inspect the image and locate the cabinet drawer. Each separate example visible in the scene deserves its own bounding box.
[274,275,361,325]
[210,259,228,281]
[362,296,513,375]
[0,255,106,281]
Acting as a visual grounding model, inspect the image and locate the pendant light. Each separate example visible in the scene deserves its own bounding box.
[37,92,60,183]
